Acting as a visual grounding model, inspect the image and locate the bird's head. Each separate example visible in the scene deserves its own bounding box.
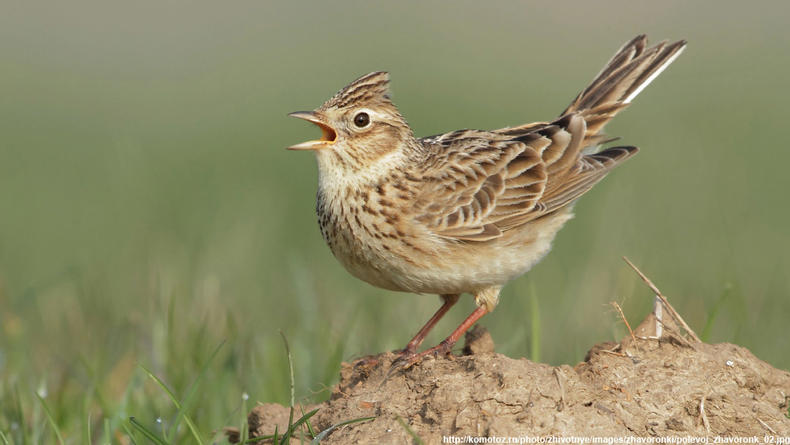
[288,72,416,174]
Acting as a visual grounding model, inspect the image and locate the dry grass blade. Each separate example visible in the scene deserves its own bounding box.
[757,418,776,434]
[623,256,701,342]
[699,392,711,435]
[610,301,635,343]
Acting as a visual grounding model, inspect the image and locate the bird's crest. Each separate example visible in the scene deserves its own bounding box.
[319,71,392,110]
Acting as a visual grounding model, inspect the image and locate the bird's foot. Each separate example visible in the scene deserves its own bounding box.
[388,340,456,375]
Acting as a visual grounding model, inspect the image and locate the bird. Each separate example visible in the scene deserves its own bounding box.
[287,35,686,369]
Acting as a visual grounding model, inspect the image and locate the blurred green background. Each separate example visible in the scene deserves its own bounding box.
[1,0,788,442]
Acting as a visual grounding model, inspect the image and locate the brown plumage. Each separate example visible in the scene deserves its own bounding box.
[288,35,686,368]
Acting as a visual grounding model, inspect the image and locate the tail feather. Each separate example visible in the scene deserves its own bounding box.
[495,35,685,149]
[564,35,686,115]
[562,36,685,148]
[490,36,683,224]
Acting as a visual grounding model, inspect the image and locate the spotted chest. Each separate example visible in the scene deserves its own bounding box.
[315,177,427,291]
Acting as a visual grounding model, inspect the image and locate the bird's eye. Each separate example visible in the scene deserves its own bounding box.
[353,112,370,128]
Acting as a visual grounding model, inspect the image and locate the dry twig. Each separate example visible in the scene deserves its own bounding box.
[757,418,776,434]
[610,301,636,343]
[553,368,566,412]
[623,257,702,342]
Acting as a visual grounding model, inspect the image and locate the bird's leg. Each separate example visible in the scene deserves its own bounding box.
[397,294,459,357]
[391,305,490,371]
[391,287,500,371]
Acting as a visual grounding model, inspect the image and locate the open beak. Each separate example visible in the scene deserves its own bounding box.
[287,111,337,150]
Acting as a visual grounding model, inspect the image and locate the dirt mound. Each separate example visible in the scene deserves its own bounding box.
[228,265,790,443]
[229,316,790,444]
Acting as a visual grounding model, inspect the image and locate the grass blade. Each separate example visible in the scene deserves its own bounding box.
[310,416,374,444]
[0,429,9,445]
[301,406,317,438]
[241,408,320,443]
[140,365,179,406]
[242,434,275,444]
[169,340,225,443]
[139,364,204,445]
[121,420,139,445]
[284,408,318,437]
[34,392,64,445]
[279,331,296,445]
[128,417,168,445]
[13,386,28,445]
[85,411,92,445]
[105,417,113,445]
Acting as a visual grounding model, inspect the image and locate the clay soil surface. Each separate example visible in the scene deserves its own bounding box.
[229,322,790,444]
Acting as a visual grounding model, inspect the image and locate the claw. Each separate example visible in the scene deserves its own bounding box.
[388,340,455,374]
[385,305,490,382]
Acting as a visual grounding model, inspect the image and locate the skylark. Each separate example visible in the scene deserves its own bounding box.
[288,35,686,368]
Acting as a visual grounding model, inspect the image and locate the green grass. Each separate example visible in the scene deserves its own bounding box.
[1,1,789,443]
[1,326,362,443]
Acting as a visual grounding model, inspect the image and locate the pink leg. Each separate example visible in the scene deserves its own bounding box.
[399,294,460,355]
[393,305,489,370]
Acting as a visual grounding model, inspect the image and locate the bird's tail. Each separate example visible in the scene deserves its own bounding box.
[562,35,686,145]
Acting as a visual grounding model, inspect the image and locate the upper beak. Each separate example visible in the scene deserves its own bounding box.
[287,111,337,150]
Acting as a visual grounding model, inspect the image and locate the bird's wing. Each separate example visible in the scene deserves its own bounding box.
[412,35,685,242]
[414,115,637,241]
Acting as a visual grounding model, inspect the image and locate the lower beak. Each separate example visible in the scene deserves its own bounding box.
[287,111,337,150]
